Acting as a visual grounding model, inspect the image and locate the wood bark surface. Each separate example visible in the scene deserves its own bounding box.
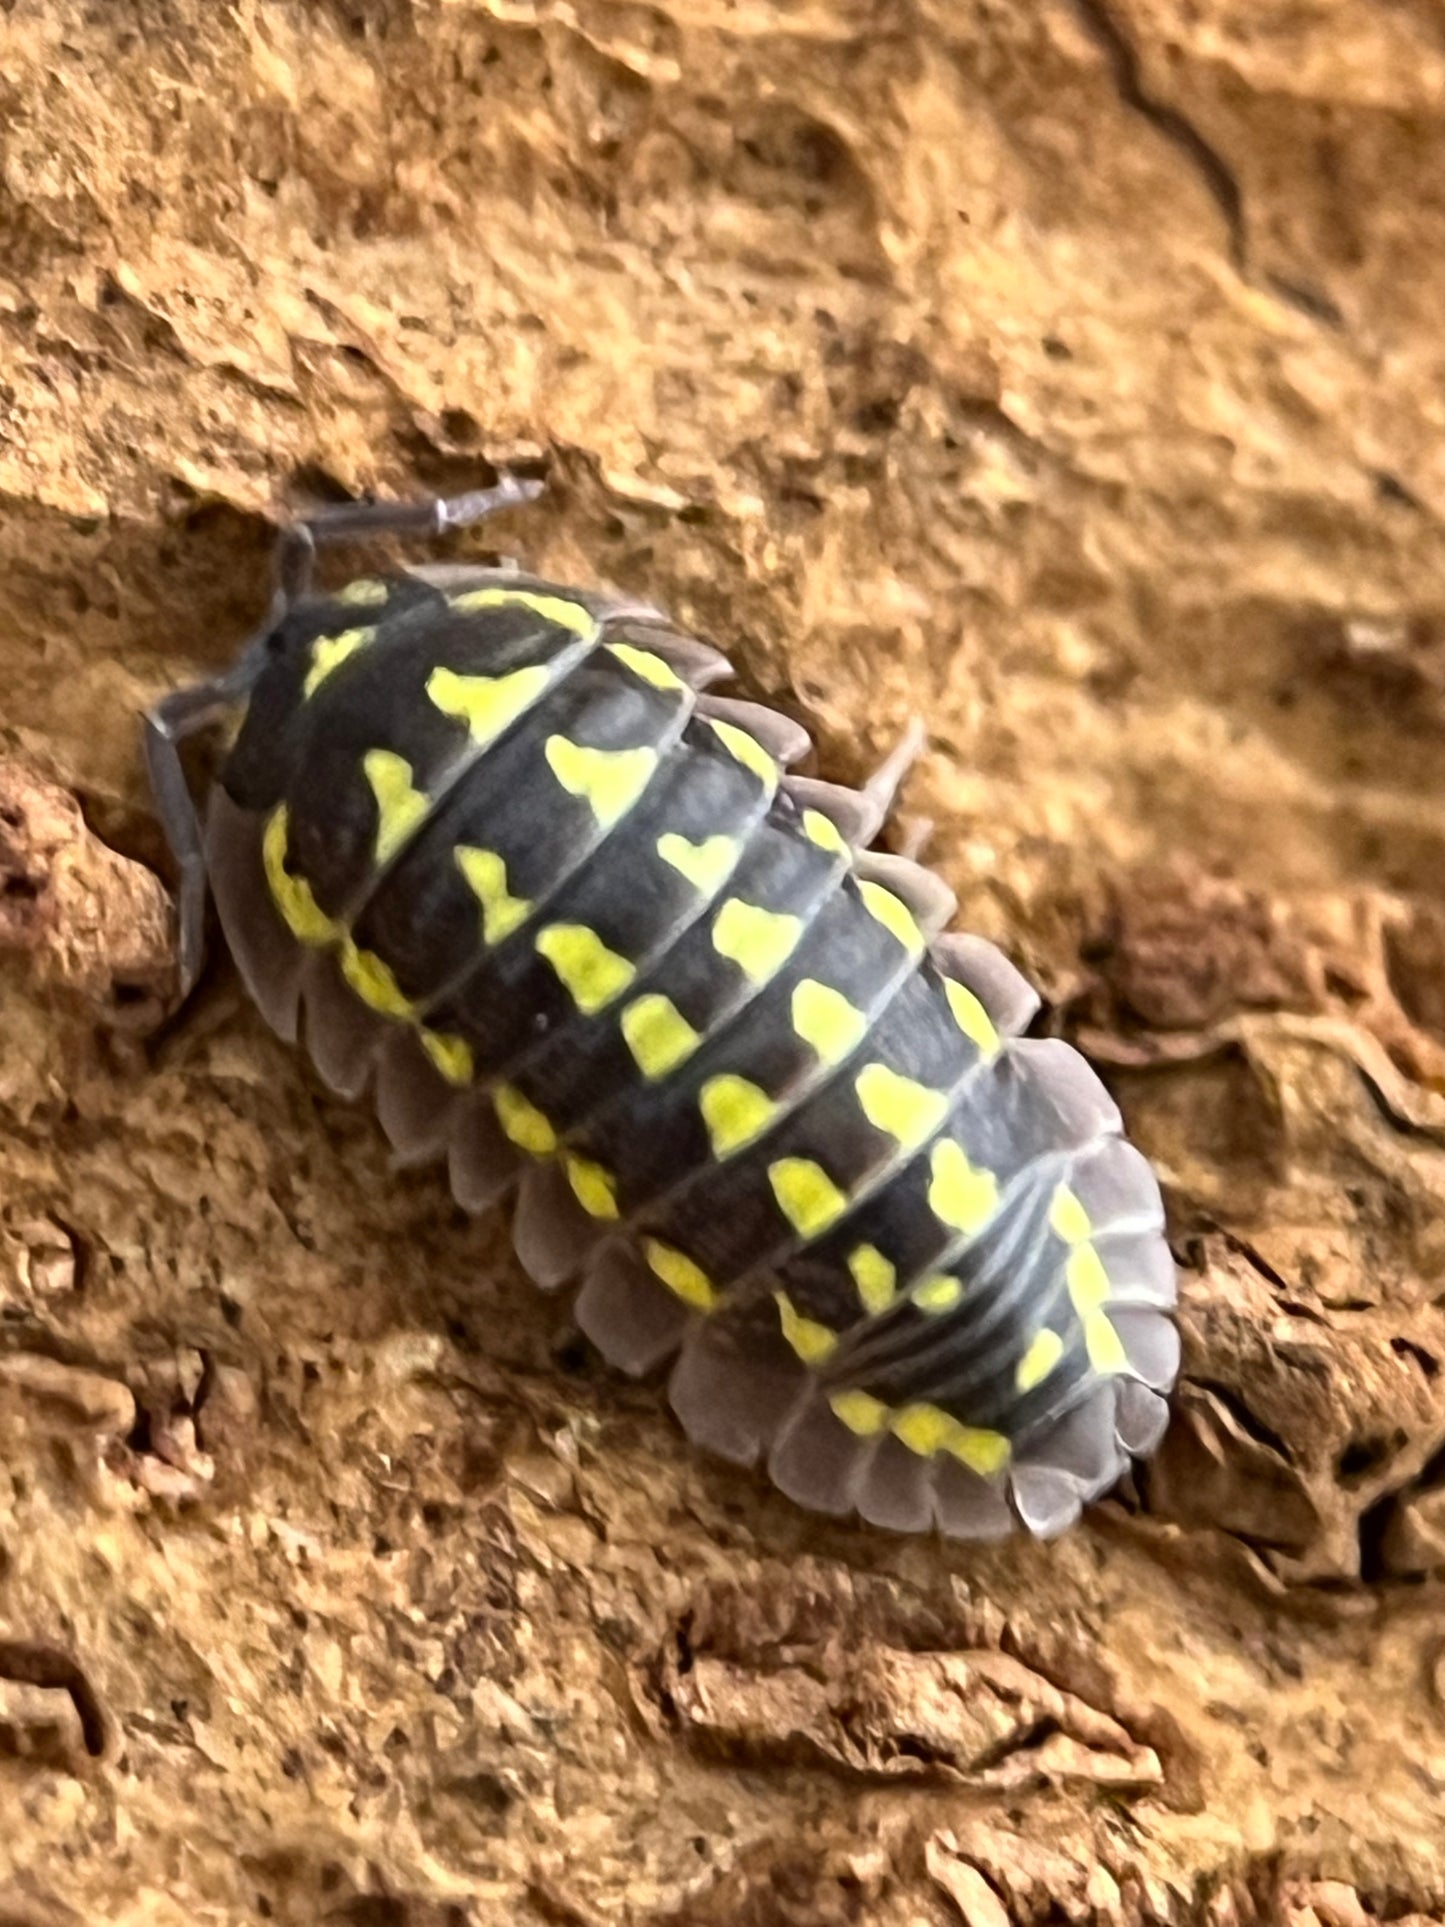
[0,2,1443,1921]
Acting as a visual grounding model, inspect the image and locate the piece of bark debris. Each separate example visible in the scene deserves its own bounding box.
[0,1676,93,1771]
[1147,1383,1322,1553]
[0,1351,137,1438]
[0,1215,78,1303]
[1078,859,1318,1036]
[1378,1483,1445,1576]
[661,1640,1161,1791]
[0,755,172,1014]
[926,1841,1013,1927]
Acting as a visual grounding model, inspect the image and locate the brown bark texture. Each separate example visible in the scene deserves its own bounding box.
[1,1,1444,1922]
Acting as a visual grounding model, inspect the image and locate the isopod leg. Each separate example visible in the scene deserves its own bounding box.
[143,622,278,998]
[861,716,927,832]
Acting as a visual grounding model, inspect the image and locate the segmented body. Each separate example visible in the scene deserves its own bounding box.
[203,565,1178,1540]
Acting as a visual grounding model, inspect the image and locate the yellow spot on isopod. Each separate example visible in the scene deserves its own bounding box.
[362,749,430,867]
[712,899,803,986]
[335,578,389,607]
[608,641,683,689]
[1067,1243,1111,1315]
[830,1388,889,1436]
[535,924,636,1015]
[493,1083,556,1156]
[427,662,551,747]
[1084,1309,1129,1375]
[657,831,738,895]
[790,979,867,1067]
[912,1273,963,1314]
[698,1074,778,1158]
[620,994,701,1080]
[420,1029,474,1088]
[801,809,849,855]
[951,1426,1012,1478]
[768,1157,848,1240]
[564,1153,620,1220]
[848,1244,897,1316]
[261,807,341,946]
[859,880,923,954]
[927,1140,999,1235]
[304,625,376,698]
[774,1292,837,1366]
[544,737,658,829]
[644,1239,716,1311]
[1052,1182,1112,1320]
[854,1063,949,1151]
[1016,1329,1064,1393]
[446,586,600,638]
[708,718,777,787]
[891,1403,1011,1476]
[455,845,532,945]
[339,938,415,1020]
[1049,1185,1093,1246]
[943,977,1001,1056]
[890,1402,956,1457]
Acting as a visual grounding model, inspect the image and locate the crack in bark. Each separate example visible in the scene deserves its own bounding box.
[0,1642,109,1759]
[1069,0,1343,332]
[1070,0,1246,269]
